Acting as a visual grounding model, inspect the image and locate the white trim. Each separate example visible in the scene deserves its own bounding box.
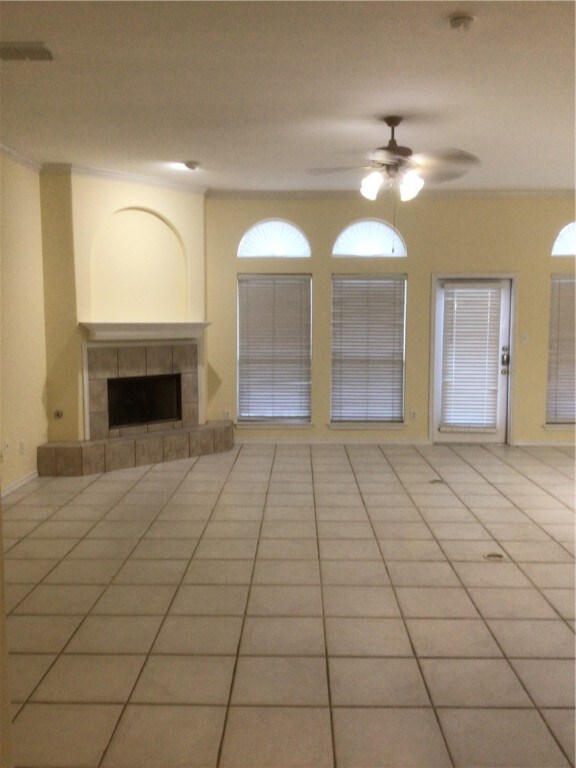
[79,322,210,342]
[512,439,576,445]
[70,164,207,194]
[1,470,40,499]
[0,144,42,171]
[207,189,573,200]
[328,422,405,430]
[235,423,313,429]
[235,436,432,444]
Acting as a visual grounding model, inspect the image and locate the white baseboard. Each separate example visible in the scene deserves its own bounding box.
[235,436,432,445]
[1,471,39,500]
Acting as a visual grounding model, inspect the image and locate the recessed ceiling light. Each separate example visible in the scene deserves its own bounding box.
[0,41,53,61]
[448,13,476,32]
[183,161,200,171]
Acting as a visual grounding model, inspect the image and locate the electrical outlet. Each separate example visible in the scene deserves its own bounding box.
[410,410,417,420]
[20,440,25,454]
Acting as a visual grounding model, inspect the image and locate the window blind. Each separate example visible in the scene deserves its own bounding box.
[546,275,575,424]
[237,274,311,422]
[440,283,501,429]
[331,275,406,422]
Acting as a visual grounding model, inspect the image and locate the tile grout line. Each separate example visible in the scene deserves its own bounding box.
[7,464,164,718]
[432,445,575,628]
[412,444,575,768]
[311,443,338,768]
[3,444,574,767]
[215,443,276,768]
[94,452,235,768]
[451,444,574,556]
[352,444,459,768]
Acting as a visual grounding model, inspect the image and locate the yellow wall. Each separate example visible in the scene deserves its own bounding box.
[205,192,575,444]
[40,166,84,442]
[0,154,48,489]
[90,209,187,322]
[71,174,205,322]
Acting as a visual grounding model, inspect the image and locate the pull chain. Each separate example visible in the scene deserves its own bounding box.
[392,189,397,254]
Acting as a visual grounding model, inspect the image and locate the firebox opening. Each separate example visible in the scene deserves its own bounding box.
[108,373,182,429]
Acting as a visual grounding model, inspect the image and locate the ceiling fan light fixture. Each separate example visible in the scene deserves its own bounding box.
[399,169,424,201]
[360,170,384,201]
[360,166,423,202]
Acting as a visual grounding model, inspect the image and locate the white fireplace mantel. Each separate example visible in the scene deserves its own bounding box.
[79,322,210,343]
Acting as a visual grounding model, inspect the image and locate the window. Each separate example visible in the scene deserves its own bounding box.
[237,275,311,423]
[546,275,575,424]
[551,222,576,257]
[237,219,311,257]
[331,275,406,422]
[332,219,407,257]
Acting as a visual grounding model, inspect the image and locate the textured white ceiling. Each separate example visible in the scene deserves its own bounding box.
[0,1,574,194]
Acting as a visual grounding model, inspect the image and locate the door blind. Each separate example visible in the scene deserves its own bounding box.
[237,274,311,422]
[546,275,575,424]
[440,283,502,429]
[331,275,406,422]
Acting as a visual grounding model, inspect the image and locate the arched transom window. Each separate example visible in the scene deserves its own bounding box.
[332,218,407,257]
[551,222,576,256]
[237,219,311,257]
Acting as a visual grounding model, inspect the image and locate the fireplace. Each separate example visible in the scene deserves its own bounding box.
[80,323,210,440]
[37,322,234,477]
[108,373,182,429]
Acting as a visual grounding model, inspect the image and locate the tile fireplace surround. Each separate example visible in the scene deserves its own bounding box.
[37,323,234,477]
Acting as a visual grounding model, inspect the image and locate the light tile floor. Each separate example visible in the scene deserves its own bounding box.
[2,443,575,768]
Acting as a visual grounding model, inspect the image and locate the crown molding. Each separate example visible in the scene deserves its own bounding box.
[0,144,42,171]
[71,164,207,194]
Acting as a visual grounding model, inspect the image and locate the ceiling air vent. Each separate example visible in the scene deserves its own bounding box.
[0,41,53,61]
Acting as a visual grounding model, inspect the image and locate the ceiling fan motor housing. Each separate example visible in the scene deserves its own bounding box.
[378,116,414,159]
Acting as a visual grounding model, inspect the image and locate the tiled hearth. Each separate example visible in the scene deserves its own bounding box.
[37,421,234,477]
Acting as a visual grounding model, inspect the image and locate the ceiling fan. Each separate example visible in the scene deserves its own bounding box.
[360,116,479,201]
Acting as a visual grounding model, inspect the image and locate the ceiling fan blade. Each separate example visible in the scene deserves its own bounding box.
[412,149,480,183]
[308,165,364,176]
[370,147,411,165]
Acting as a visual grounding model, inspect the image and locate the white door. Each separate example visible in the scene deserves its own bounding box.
[433,279,511,443]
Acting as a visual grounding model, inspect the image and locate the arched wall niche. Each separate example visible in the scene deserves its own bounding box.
[90,207,187,321]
